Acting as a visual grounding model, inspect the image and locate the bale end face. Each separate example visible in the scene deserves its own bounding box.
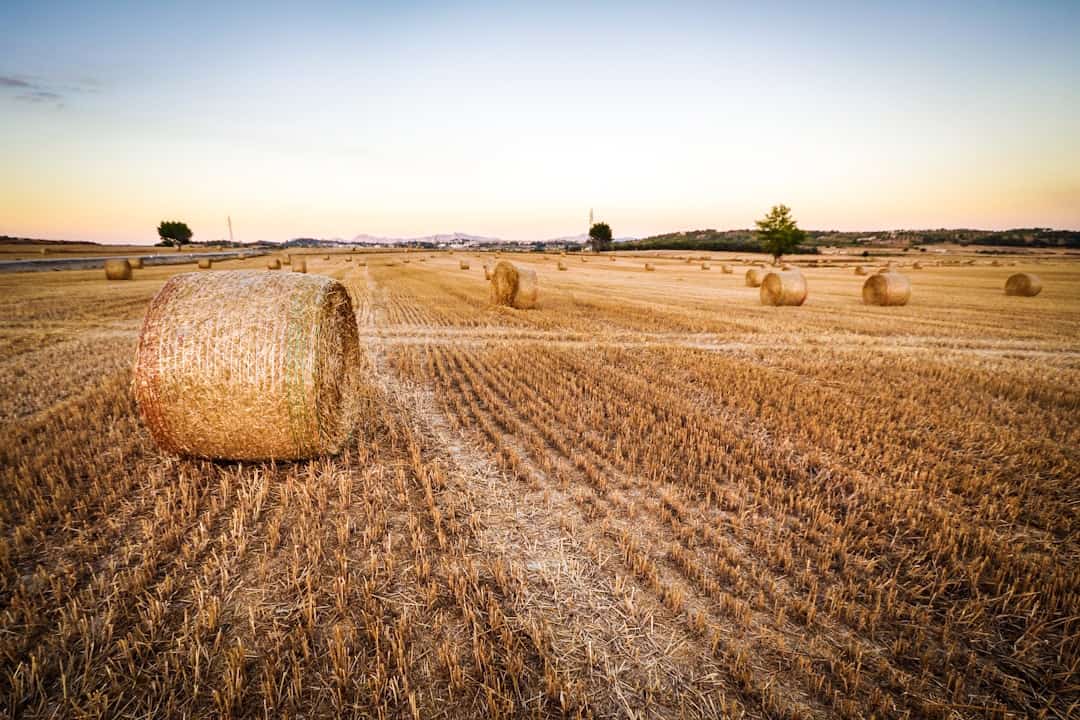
[1005,273,1042,297]
[104,259,132,280]
[292,259,307,273]
[197,258,212,269]
[133,270,361,461]
[759,270,807,306]
[862,272,911,306]
[745,267,768,287]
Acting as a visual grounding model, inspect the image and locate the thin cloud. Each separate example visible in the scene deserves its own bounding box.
[16,90,63,103]
[0,76,33,88]
[0,74,95,108]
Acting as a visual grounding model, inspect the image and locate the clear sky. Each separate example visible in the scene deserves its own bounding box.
[1,1,1078,244]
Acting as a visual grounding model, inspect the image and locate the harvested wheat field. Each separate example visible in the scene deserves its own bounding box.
[2,250,1079,719]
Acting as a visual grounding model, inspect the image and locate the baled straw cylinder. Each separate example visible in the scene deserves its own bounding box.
[129,257,144,269]
[293,258,307,273]
[267,258,281,269]
[490,261,538,309]
[324,255,331,261]
[745,267,768,287]
[644,263,655,271]
[558,261,568,271]
[282,255,291,266]
[721,264,732,274]
[862,272,911,306]
[1005,273,1042,297]
[701,262,710,270]
[104,259,132,280]
[855,265,868,276]
[133,270,360,460]
[483,264,491,280]
[912,261,923,270]
[345,257,352,262]
[759,270,807,306]
[197,258,212,269]
[610,256,617,262]
[459,260,470,270]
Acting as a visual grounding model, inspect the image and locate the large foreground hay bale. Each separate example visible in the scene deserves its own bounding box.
[293,258,307,273]
[197,258,212,269]
[759,270,807,306]
[490,261,538,309]
[1005,273,1042,297]
[745,267,768,287]
[862,272,911,306]
[104,259,132,280]
[129,257,144,269]
[133,271,360,460]
[267,258,281,269]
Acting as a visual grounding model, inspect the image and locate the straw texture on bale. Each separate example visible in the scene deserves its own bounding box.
[104,259,132,280]
[292,258,307,273]
[129,257,144,269]
[490,261,538,309]
[759,270,807,306]
[745,267,768,287]
[1005,273,1042,297]
[459,261,470,270]
[197,258,212,269]
[133,270,360,461]
[267,258,281,269]
[862,272,911,306]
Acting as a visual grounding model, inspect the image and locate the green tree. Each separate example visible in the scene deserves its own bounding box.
[754,205,805,264]
[588,222,613,252]
[157,221,193,247]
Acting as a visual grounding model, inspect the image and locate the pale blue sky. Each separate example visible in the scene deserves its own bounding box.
[1,1,1078,243]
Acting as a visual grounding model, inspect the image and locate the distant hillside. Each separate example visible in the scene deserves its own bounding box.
[620,229,817,254]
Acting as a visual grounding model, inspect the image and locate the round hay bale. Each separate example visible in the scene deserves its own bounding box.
[345,257,352,262]
[129,257,144,269]
[293,258,307,273]
[197,258,213,270]
[862,272,911,306]
[557,261,568,271]
[133,270,360,460]
[459,260,470,270]
[991,259,1002,267]
[912,261,923,270]
[324,255,331,261]
[104,259,132,280]
[759,270,807,306]
[745,267,768,287]
[781,264,792,271]
[267,258,281,270]
[1005,273,1042,297]
[644,263,655,272]
[721,264,733,274]
[855,265,869,276]
[490,261,538,309]
[358,260,367,267]
[610,256,616,262]
[483,264,491,280]
[701,262,710,270]
[282,255,291,266]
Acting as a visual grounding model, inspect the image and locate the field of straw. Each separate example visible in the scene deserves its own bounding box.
[2,249,1078,719]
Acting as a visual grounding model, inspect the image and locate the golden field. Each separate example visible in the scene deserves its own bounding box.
[1,249,1078,719]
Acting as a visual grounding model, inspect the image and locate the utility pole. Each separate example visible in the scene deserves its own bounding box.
[227,216,234,244]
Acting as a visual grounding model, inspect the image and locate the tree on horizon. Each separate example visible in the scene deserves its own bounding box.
[755,205,805,264]
[589,222,613,252]
[157,221,193,247]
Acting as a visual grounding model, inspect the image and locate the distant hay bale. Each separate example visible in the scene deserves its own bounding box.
[701,262,710,270]
[358,260,367,266]
[267,258,281,270]
[293,258,307,273]
[490,261,538,309]
[129,257,144,269]
[104,259,132,280]
[459,260,470,270]
[483,264,491,280]
[610,255,616,262]
[40,247,48,255]
[912,261,923,270]
[644,263,655,271]
[1005,273,1042,297]
[345,257,352,262]
[991,259,1002,267]
[862,272,911,306]
[781,264,792,271]
[855,265,869,276]
[745,267,768,287]
[721,264,733,274]
[282,255,291,266]
[403,259,411,264]
[197,258,213,270]
[133,270,360,460]
[759,270,807,306]
[558,261,568,271]
[324,255,331,261]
